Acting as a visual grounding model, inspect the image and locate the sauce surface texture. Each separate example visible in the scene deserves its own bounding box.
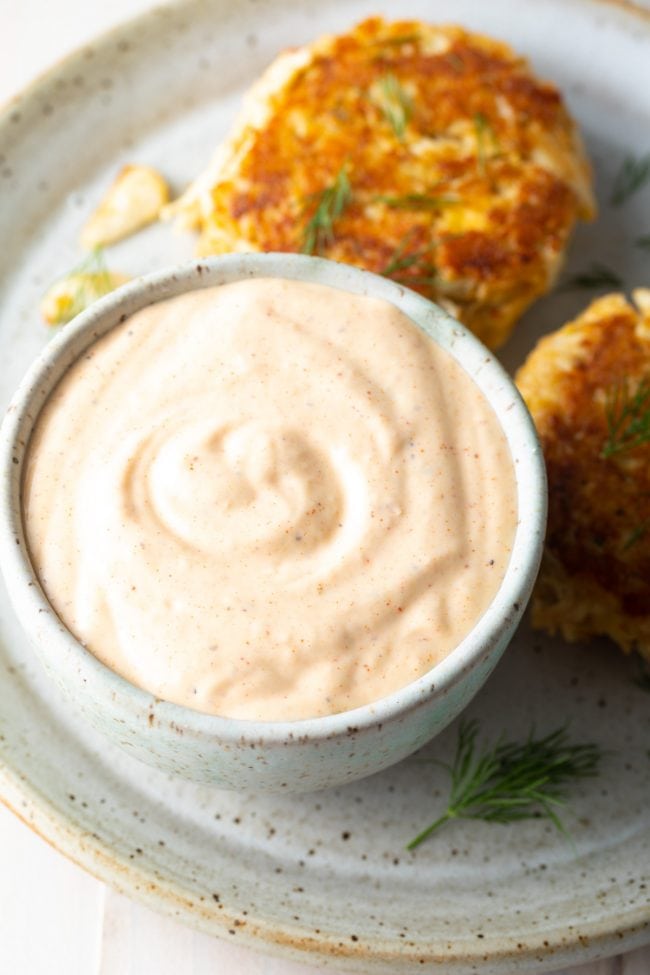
[24,279,517,720]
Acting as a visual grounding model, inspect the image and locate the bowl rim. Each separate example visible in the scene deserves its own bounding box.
[0,252,546,742]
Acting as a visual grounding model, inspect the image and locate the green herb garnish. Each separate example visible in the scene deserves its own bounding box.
[473,112,500,175]
[407,720,601,850]
[376,73,413,140]
[621,520,650,552]
[40,247,127,327]
[611,153,650,206]
[381,234,439,288]
[601,377,650,458]
[377,33,421,47]
[559,262,623,291]
[300,166,352,256]
[377,193,458,211]
[66,246,114,295]
[382,232,425,275]
[445,51,465,73]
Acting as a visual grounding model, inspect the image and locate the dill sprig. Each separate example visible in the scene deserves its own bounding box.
[445,51,465,73]
[376,33,421,47]
[67,246,112,290]
[611,152,650,206]
[376,73,413,140]
[473,112,500,175]
[601,377,650,458]
[621,520,650,552]
[559,262,623,291]
[377,193,458,211]
[40,247,125,327]
[300,166,352,256]
[407,720,601,850]
[382,232,425,275]
[381,234,439,288]
[61,247,117,318]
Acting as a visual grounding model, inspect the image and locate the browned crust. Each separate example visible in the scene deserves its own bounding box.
[196,17,594,348]
[517,293,650,652]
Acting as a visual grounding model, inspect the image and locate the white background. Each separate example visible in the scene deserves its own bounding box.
[1,1,649,973]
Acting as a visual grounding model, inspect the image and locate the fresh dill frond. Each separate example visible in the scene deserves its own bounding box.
[376,33,421,47]
[473,112,500,175]
[40,247,127,327]
[474,113,489,175]
[621,520,650,552]
[376,73,413,140]
[300,166,352,256]
[601,377,650,458]
[381,232,423,275]
[62,247,117,318]
[380,233,438,288]
[376,193,459,211]
[407,720,602,850]
[72,246,111,282]
[559,262,623,291]
[611,152,650,206]
[636,234,650,251]
[445,51,465,73]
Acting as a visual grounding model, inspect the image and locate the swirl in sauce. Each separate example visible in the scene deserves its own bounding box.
[23,279,517,720]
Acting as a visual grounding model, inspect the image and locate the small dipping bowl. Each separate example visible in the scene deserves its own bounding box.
[0,254,546,792]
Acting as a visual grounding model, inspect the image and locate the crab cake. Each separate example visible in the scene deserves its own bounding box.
[167,17,595,349]
[516,290,650,661]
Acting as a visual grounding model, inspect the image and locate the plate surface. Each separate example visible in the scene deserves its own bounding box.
[0,1,649,972]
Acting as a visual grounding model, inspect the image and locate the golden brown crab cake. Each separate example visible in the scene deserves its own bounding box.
[516,290,650,661]
[167,16,595,349]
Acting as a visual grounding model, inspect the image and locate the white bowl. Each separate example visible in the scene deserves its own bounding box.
[0,254,546,792]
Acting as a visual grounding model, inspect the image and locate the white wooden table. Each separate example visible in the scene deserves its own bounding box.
[1,2,649,973]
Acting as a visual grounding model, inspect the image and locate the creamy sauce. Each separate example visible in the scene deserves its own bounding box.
[23,279,517,721]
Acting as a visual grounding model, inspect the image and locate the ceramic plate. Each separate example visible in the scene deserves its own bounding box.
[0,1,649,972]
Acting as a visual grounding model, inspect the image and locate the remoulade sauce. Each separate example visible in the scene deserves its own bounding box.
[23,279,517,720]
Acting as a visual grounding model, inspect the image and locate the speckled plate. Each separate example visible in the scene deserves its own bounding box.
[0,0,649,972]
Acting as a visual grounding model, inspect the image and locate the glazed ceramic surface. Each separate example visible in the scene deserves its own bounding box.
[0,254,545,792]
[0,0,648,971]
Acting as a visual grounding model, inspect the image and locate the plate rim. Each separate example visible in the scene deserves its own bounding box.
[1,0,650,971]
[3,768,650,972]
[1,0,648,124]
